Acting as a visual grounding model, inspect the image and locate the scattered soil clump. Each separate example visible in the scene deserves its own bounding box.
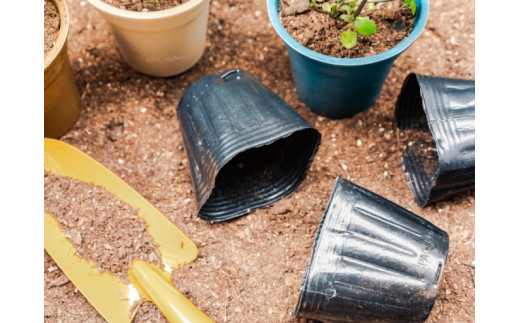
[133,302,169,323]
[44,172,161,283]
[279,0,414,58]
[44,0,60,55]
[101,0,184,12]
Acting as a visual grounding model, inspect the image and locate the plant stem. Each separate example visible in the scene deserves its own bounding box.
[349,0,394,4]
[353,0,368,18]
[310,3,330,15]
[309,0,396,19]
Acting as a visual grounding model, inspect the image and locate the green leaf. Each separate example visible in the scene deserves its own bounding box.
[403,0,416,15]
[340,4,352,14]
[339,14,350,21]
[354,17,377,36]
[341,30,357,49]
[368,3,375,11]
[410,4,416,15]
[323,3,332,12]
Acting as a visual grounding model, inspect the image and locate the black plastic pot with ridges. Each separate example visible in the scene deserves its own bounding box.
[395,73,475,207]
[177,69,321,222]
[295,176,449,322]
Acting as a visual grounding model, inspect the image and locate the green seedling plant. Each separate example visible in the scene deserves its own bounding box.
[309,0,416,49]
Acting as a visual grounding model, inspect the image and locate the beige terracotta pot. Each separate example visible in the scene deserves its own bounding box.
[87,0,210,77]
[44,0,81,138]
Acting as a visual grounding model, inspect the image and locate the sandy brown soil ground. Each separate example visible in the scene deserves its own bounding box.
[44,0,475,322]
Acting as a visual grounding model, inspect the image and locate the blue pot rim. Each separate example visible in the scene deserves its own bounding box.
[266,0,429,66]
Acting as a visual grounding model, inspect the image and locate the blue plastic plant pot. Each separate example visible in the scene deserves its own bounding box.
[267,0,429,119]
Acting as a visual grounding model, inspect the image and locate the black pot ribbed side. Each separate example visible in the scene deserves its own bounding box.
[295,176,449,323]
[177,69,321,221]
[395,73,475,207]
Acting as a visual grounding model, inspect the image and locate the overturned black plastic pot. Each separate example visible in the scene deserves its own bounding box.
[295,176,449,323]
[395,73,475,207]
[177,69,321,222]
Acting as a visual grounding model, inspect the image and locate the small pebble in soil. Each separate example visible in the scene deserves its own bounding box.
[392,19,408,31]
[49,275,70,288]
[44,305,55,317]
[282,0,309,16]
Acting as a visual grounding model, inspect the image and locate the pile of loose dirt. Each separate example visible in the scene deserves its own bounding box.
[44,172,161,283]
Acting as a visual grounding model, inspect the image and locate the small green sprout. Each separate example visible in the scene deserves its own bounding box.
[403,0,416,15]
[309,0,417,50]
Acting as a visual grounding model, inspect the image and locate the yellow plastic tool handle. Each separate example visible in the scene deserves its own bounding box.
[129,261,214,323]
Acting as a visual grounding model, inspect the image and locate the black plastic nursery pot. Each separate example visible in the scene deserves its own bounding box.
[395,73,475,207]
[177,69,321,222]
[295,176,449,323]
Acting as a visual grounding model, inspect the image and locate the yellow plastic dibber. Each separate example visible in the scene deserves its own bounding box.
[44,138,213,323]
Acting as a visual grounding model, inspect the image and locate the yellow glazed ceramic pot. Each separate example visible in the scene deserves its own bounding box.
[87,0,210,77]
[44,0,81,138]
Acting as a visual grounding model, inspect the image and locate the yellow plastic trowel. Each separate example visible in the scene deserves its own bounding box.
[44,138,213,323]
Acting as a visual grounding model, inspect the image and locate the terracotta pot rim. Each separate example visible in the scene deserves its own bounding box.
[44,0,69,70]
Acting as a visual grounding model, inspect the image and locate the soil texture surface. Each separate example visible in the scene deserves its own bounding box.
[44,0,475,322]
[44,172,162,283]
[101,0,184,11]
[279,0,414,58]
[398,127,439,186]
[44,0,60,55]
